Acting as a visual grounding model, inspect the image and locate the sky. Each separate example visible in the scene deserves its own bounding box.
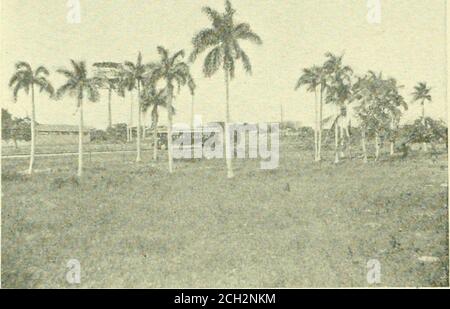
[1,0,447,129]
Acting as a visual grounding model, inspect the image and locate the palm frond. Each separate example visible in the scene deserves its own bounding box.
[35,66,50,77]
[15,61,32,72]
[203,47,222,77]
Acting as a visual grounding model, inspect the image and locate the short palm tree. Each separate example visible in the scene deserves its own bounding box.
[385,78,407,155]
[149,46,193,173]
[141,84,173,161]
[92,62,122,129]
[115,64,136,142]
[190,0,262,178]
[9,62,54,174]
[412,82,432,151]
[295,65,322,161]
[56,60,100,177]
[123,53,148,162]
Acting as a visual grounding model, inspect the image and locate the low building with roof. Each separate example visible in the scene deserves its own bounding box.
[36,124,92,145]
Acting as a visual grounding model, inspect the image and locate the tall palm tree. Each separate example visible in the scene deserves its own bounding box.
[323,53,353,163]
[141,84,173,161]
[9,62,54,174]
[412,82,432,151]
[149,46,193,173]
[295,65,322,161]
[56,60,100,177]
[123,52,149,162]
[190,0,262,178]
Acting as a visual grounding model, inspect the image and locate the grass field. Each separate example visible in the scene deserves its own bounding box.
[1,141,448,288]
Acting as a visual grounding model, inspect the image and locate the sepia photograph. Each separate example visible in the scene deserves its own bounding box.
[0,0,449,290]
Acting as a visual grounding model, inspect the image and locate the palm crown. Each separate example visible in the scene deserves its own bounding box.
[150,46,193,95]
[412,82,432,105]
[323,53,353,106]
[9,62,54,101]
[123,52,148,90]
[190,0,262,79]
[56,60,100,103]
[92,62,122,92]
[295,66,322,92]
[141,85,174,116]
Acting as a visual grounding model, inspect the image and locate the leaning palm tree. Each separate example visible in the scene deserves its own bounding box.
[190,0,262,178]
[295,66,321,161]
[412,82,432,151]
[149,46,193,173]
[123,53,148,161]
[9,62,54,174]
[56,60,100,177]
[141,84,173,161]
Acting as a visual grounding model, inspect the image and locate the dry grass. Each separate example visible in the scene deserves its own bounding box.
[1,143,448,287]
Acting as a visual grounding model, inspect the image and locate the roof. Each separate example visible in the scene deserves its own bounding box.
[36,124,93,133]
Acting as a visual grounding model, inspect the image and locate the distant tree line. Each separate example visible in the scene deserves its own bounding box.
[2,108,31,148]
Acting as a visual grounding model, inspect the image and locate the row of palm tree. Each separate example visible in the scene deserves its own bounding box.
[8,1,262,178]
[295,53,432,163]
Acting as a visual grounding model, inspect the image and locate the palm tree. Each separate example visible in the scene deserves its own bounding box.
[149,46,193,173]
[92,62,122,129]
[295,66,322,161]
[116,65,135,142]
[141,84,173,161]
[323,53,353,163]
[353,74,377,163]
[122,53,149,161]
[9,62,54,174]
[190,0,262,178]
[412,82,432,151]
[56,60,100,177]
[385,78,407,155]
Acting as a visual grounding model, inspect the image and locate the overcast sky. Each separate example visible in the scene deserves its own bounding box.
[1,0,447,129]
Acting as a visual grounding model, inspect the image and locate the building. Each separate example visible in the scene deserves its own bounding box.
[36,124,91,145]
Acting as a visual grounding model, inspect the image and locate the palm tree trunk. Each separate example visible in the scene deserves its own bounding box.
[129,90,134,142]
[78,96,84,177]
[334,110,339,164]
[224,70,234,178]
[142,111,147,140]
[124,93,130,142]
[345,126,352,159]
[340,124,345,158]
[361,128,368,163]
[167,84,174,173]
[153,106,159,161]
[191,94,195,130]
[390,117,395,155]
[28,83,36,174]
[422,102,427,152]
[314,88,319,162]
[136,82,142,162]
[375,132,380,161]
[318,85,323,161]
[107,87,112,129]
